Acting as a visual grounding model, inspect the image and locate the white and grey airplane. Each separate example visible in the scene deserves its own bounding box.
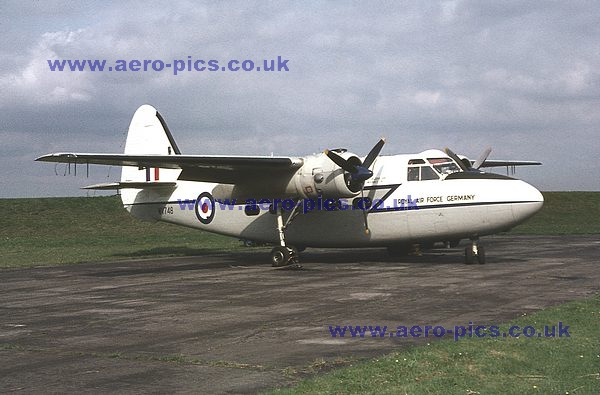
[37,105,543,266]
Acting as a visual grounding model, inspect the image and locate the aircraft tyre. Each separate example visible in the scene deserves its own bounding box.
[464,244,485,264]
[464,246,474,265]
[477,246,486,264]
[271,246,291,267]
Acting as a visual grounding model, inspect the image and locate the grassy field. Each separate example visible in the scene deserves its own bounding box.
[1,192,598,268]
[1,192,598,393]
[0,195,244,268]
[271,294,600,394]
[509,192,600,234]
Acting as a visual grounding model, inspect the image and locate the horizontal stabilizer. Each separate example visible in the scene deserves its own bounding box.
[81,182,177,190]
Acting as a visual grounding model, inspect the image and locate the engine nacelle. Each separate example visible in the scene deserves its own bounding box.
[291,151,362,199]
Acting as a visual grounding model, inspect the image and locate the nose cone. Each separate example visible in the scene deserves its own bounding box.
[512,181,544,223]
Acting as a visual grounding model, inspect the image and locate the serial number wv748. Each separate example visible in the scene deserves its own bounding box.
[158,206,174,215]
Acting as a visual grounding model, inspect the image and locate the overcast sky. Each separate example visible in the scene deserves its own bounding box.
[2,1,599,197]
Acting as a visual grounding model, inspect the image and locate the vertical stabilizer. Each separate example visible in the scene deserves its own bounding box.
[120,105,181,207]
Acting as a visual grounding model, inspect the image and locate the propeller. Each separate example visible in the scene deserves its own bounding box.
[444,147,492,172]
[363,138,386,169]
[361,188,370,234]
[472,147,492,170]
[325,138,385,184]
[444,147,470,172]
[324,138,385,234]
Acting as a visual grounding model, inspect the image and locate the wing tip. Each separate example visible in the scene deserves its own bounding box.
[35,153,77,162]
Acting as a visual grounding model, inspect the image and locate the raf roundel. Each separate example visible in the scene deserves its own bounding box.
[195,192,215,224]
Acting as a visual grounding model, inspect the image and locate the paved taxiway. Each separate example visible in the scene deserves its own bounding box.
[1,235,599,394]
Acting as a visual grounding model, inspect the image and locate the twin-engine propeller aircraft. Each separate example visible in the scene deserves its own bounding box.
[36,105,543,267]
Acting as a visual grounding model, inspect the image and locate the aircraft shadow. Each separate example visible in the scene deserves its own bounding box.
[90,250,269,277]
[111,246,223,258]
[301,248,464,265]
[89,246,527,277]
[299,247,527,266]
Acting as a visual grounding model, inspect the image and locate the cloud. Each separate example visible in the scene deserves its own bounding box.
[1,1,600,196]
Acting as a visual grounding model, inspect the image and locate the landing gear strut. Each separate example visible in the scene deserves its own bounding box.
[270,204,301,267]
[464,237,485,265]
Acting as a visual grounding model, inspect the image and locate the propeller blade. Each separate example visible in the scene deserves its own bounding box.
[473,147,492,169]
[362,138,386,169]
[444,147,470,172]
[324,149,357,173]
[361,189,370,235]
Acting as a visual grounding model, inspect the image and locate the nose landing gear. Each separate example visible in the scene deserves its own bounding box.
[465,237,485,264]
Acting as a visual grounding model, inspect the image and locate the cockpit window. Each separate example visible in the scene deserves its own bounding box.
[408,159,426,165]
[407,165,440,181]
[407,166,419,181]
[428,157,460,175]
[420,166,439,180]
[408,157,460,181]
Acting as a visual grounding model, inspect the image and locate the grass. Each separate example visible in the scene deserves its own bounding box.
[0,195,244,268]
[1,193,599,393]
[509,192,600,234]
[270,294,600,394]
[1,192,598,268]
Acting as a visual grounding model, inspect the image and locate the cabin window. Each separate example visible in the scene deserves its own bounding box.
[244,204,260,216]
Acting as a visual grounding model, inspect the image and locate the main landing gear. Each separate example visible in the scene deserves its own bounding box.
[464,237,486,265]
[270,245,300,267]
[270,204,301,268]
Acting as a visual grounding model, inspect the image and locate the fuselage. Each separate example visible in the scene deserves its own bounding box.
[123,149,544,248]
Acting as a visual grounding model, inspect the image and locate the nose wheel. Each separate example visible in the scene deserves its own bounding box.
[465,238,486,264]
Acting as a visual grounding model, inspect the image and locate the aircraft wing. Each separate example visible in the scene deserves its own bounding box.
[478,160,542,168]
[35,153,304,184]
[80,181,178,190]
